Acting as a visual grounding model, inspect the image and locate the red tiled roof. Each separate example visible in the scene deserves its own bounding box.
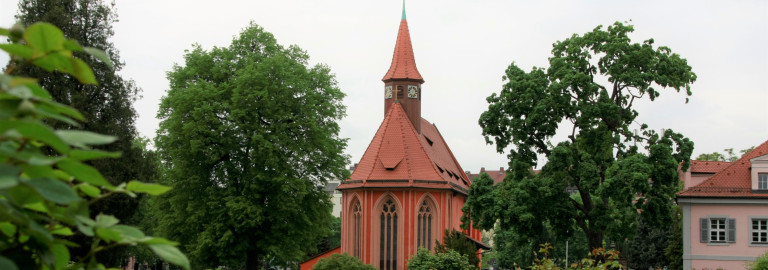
[689,160,731,174]
[338,103,469,193]
[467,168,506,185]
[678,139,768,198]
[381,19,424,83]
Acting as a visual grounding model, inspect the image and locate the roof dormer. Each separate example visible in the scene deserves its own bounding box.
[750,153,768,192]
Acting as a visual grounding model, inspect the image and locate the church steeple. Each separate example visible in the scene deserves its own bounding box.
[382,0,424,133]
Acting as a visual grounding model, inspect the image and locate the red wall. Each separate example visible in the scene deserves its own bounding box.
[340,188,482,269]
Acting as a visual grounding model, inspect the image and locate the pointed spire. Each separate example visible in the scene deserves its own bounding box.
[382,1,424,83]
[402,0,406,20]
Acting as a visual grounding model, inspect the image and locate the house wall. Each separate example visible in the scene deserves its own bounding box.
[681,199,768,269]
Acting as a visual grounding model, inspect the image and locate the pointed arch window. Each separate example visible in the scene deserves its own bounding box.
[417,200,433,250]
[352,201,362,258]
[380,199,397,270]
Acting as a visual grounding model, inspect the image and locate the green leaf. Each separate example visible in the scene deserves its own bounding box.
[111,225,145,242]
[95,227,121,243]
[94,214,119,228]
[51,225,73,236]
[24,22,65,54]
[55,130,116,148]
[62,39,83,51]
[70,57,96,84]
[57,159,111,187]
[0,256,18,270]
[24,178,79,205]
[69,149,121,161]
[0,222,17,237]
[149,244,190,270]
[84,47,114,68]
[0,120,69,153]
[0,44,33,59]
[76,183,100,198]
[51,243,70,270]
[126,181,171,196]
[139,237,178,246]
[0,164,20,189]
[0,28,8,36]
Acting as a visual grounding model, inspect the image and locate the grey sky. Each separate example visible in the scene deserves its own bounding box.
[1,0,766,173]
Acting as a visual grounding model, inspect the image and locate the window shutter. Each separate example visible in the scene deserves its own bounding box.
[700,218,708,243]
[727,218,736,243]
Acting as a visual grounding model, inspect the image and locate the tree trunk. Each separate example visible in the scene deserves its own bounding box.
[245,250,261,270]
[586,229,605,263]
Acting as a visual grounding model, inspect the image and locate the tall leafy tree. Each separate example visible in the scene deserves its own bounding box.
[464,22,696,254]
[155,23,349,269]
[695,146,755,162]
[13,0,146,264]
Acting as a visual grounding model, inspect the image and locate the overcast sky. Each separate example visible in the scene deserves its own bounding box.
[1,0,767,173]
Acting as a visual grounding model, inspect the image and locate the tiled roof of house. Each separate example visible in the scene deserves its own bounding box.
[689,160,732,174]
[338,103,469,193]
[381,16,424,83]
[467,168,507,185]
[678,139,768,198]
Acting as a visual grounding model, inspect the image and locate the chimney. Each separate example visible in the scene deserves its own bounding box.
[480,167,485,173]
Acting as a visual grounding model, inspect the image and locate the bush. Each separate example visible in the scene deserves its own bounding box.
[312,253,375,270]
[748,250,768,270]
[407,247,475,270]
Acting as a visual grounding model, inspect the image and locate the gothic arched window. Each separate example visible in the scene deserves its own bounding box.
[352,200,362,258]
[417,200,432,250]
[380,199,397,270]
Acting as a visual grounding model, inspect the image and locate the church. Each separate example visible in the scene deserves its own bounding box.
[302,4,484,270]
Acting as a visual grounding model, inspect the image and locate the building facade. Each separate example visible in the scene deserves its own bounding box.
[677,139,768,269]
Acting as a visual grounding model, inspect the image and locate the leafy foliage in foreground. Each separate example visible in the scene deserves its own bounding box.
[155,22,349,269]
[465,22,696,254]
[312,253,375,270]
[14,0,152,264]
[0,22,189,270]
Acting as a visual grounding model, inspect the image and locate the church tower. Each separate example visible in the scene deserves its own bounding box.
[334,3,485,270]
[382,3,424,133]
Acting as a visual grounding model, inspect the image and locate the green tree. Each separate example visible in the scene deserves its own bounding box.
[664,205,683,270]
[407,248,475,270]
[627,215,670,269]
[435,229,479,268]
[154,22,349,269]
[466,22,696,254]
[0,22,188,270]
[695,146,755,162]
[13,0,147,264]
[312,253,376,270]
[748,250,768,270]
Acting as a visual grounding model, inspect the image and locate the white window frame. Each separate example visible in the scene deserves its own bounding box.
[710,218,727,242]
[701,215,735,245]
[750,217,768,246]
[759,173,768,190]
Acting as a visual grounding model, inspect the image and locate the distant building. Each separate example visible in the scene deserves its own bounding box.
[677,139,768,269]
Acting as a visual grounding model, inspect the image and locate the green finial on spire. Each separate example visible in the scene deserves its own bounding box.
[402,0,406,20]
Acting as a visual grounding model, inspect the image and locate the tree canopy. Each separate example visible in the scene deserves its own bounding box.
[154,22,349,269]
[407,248,475,270]
[312,253,376,270]
[695,146,754,162]
[464,22,696,253]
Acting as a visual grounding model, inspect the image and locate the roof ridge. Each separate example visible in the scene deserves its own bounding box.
[429,122,469,183]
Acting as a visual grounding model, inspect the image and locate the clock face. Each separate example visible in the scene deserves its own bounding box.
[385,86,393,99]
[408,85,418,98]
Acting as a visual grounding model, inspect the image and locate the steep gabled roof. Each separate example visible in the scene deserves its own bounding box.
[381,14,424,83]
[678,139,768,198]
[338,103,469,193]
